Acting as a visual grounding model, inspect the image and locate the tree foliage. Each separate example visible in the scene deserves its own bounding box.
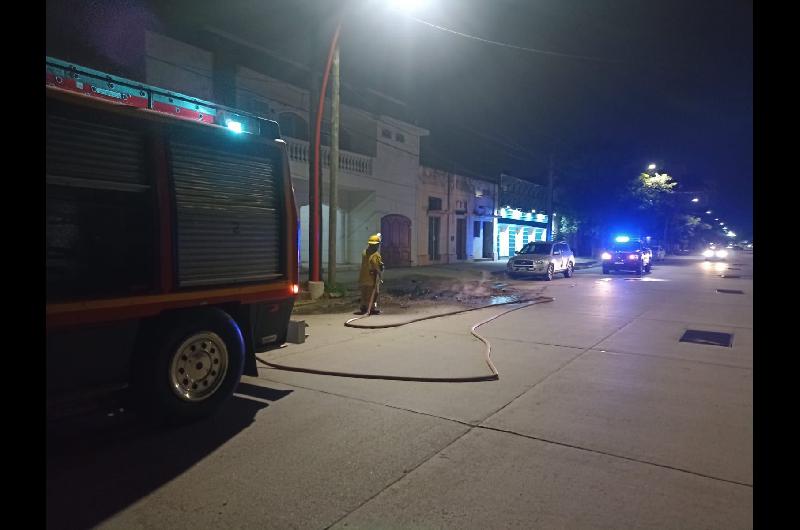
[629,172,677,210]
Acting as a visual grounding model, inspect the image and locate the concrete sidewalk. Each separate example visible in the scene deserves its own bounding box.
[300,257,598,290]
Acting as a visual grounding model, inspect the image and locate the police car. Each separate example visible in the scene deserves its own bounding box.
[601,236,652,275]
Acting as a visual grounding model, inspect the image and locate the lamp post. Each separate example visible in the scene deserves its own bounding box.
[309,1,426,288]
[308,20,342,289]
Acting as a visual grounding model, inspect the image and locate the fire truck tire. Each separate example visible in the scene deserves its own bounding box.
[133,308,245,423]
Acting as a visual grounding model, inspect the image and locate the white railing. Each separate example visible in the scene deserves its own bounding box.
[285,137,373,176]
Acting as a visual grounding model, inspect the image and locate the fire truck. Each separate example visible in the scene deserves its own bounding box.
[46,57,299,421]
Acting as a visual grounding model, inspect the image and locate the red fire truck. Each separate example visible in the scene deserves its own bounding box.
[46,57,299,421]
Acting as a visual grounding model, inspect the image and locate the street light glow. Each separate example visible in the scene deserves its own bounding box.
[706,210,712,214]
[387,0,427,11]
[691,197,699,202]
[648,163,657,170]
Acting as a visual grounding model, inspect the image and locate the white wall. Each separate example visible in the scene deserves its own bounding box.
[299,204,348,265]
[347,192,378,264]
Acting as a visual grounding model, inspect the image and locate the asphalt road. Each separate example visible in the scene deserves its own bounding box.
[47,252,753,529]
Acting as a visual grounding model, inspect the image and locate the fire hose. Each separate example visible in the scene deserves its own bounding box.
[257,275,554,382]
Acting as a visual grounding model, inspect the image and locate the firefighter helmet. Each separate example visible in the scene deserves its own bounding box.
[368,233,382,245]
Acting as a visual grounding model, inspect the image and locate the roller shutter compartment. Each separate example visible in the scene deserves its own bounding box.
[46,110,153,300]
[170,130,284,287]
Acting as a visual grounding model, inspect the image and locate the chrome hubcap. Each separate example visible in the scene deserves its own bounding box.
[169,332,229,402]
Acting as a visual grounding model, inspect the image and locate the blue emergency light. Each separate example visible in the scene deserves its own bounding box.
[614,235,630,243]
[225,119,243,134]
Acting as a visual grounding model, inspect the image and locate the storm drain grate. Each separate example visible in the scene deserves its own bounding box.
[717,289,744,294]
[719,274,741,278]
[680,329,733,347]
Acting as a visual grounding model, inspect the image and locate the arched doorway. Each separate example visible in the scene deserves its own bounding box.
[381,214,412,267]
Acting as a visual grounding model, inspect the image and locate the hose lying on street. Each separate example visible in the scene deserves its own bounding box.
[256,295,554,383]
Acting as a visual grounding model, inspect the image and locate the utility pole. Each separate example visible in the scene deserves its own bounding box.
[308,24,321,284]
[547,156,554,241]
[327,43,340,287]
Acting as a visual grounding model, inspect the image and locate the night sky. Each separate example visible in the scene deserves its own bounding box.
[46,0,752,236]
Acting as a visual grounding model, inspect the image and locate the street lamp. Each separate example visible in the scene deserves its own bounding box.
[691,197,699,203]
[706,210,712,214]
[648,163,657,170]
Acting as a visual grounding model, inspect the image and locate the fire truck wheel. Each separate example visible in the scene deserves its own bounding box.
[133,308,245,423]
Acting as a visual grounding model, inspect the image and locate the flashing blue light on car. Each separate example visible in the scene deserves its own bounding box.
[614,235,630,243]
[226,119,243,133]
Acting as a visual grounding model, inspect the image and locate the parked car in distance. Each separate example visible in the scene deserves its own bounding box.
[507,241,575,281]
[601,237,652,275]
[651,245,666,261]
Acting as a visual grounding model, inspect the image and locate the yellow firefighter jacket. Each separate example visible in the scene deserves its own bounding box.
[358,249,384,287]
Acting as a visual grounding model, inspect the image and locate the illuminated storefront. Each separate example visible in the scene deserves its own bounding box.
[496,207,548,258]
[496,173,550,258]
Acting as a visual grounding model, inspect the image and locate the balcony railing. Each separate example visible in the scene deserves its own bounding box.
[285,137,373,176]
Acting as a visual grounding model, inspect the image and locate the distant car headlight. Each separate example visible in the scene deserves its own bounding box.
[601,252,612,260]
[715,250,728,258]
[703,249,715,258]
[628,254,639,260]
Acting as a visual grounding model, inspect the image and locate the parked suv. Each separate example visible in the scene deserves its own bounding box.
[601,238,652,275]
[507,241,575,281]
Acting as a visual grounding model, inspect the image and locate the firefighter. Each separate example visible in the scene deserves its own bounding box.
[356,233,385,315]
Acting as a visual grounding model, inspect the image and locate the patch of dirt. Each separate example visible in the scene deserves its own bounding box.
[292,275,532,315]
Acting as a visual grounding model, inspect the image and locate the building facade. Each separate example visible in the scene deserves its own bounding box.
[144,30,428,269]
[417,167,498,265]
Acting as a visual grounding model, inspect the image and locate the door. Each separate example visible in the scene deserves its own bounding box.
[428,216,441,261]
[482,221,493,258]
[557,243,568,270]
[456,218,467,260]
[380,214,411,267]
[552,243,564,271]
